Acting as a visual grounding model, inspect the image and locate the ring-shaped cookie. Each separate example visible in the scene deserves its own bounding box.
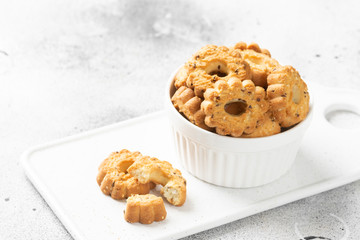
[267,65,310,127]
[185,45,251,97]
[171,86,213,131]
[201,77,268,137]
[233,42,280,88]
[128,156,186,206]
[174,65,190,89]
[97,149,154,200]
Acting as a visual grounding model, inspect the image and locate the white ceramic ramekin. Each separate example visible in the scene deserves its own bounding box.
[165,68,313,188]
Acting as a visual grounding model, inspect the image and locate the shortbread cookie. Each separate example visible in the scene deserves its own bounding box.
[233,42,280,88]
[171,86,213,131]
[242,112,281,138]
[97,149,154,200]
[128,156,186,206]
[201,78,268,137]
[174,65,190,89]
[97,149,141,185]
[124,194,167,224]
[267,65,310,127]
[185,44,251,97]
[101,172,155,199]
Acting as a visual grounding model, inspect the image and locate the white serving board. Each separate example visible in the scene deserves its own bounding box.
[21,83,360,240]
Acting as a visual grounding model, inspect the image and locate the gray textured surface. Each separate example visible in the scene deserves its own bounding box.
[1,0,360,239]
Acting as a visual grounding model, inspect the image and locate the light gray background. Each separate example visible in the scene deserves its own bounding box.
[1,0,360,239]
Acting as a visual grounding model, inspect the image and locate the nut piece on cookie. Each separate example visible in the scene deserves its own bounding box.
[128,156,186,206]
[201,77,268,137]
[97,149,155,200]
[267,65,310,127]
[233,42,280,88]
[171,86,213,131]
[124,194,167,224]
[185,44,251,97]
[242,112,281,138]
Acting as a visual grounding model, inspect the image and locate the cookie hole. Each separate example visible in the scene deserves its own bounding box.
[208,70,228,77]
[205,61,229,78]
[224,99,247,116]
[325,109,360,129]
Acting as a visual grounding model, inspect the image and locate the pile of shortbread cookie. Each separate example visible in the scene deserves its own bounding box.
[171,42,310,137]
[97,149,186,224]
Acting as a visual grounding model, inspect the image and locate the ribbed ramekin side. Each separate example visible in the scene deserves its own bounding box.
[171,128,303,188]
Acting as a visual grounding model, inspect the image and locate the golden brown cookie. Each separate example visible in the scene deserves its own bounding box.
[97,149,155,200]
[128,156,186,206]
[185,44,251,97]
[97,149,141,185]
[174,65,190,89]
[201,77,268,137]
[267,65,310,127]
[242,112,281,138]
[233,42,280,88]
[124,194,167,224]
[101,172,155,199]
[171,86,213,131]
